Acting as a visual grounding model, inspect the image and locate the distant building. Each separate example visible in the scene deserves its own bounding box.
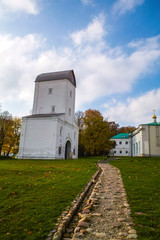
[18,70,79,159]
[130,111,160,157]
[110,111,160,157]
[110,133,130,156]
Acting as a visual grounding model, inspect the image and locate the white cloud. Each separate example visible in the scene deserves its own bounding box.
[103,89,160,126]
[81,0,94,6]
[113,0,144,15]
[1,14,160,122]
[0,0,39,16]
[70,14,106,46]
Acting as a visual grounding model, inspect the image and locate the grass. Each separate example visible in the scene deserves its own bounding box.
[110,157,160,240]
[0,157,99,240]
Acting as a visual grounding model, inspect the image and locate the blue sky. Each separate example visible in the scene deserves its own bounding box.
[0,0,160,127]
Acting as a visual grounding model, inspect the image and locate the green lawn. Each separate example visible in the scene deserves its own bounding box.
[0,158,98,240]
[111,157,160,240]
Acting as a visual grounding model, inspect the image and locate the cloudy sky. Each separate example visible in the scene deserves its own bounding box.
[0,0,160,127]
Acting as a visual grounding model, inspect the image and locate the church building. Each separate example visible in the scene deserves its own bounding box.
[18,70,79,159]
[130,111,160,157]
[110,133,131,156]
[110,111,160,157]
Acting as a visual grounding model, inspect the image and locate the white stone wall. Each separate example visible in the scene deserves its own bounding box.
[32,80,75,125]
[149,125,160,156]
[111,138,130,156]
[18,117,58,159]
[131,126,143,156]
[131,124,160,157]
[18,117,79,159]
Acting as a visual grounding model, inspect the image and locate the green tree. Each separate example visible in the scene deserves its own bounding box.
[79,109,115,156]
[0,111,21,156]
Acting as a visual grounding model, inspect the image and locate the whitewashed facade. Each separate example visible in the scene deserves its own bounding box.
[110,133,131,156]
[110,113,160,157]
[18,70,79,159]
[130,114,160,157]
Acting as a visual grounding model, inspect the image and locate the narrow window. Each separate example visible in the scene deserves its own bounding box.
[69,108,71,116]
[73,148,75,155]
[119,141,122,145]
[70,91,72,97]
[114,150,116,153]
[120,150,122,154]
[58,146,61,155]
[60,126,63,136]
[126,151,128,154]
[51,106,55,113]
[74,131,76,140]
[48,88,53,95]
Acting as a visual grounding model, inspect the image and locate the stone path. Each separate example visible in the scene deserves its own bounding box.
[68,162,138,240]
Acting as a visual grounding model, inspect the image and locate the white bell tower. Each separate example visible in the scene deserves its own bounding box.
[18,70,78,159]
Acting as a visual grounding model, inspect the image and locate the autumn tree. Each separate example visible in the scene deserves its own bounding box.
[78,109,115,156]
[108,121,119,137]
[0,111,21,156]
[118,126,136,133]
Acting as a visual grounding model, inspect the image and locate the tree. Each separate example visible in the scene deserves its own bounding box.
[0,111,21,156]
[108,121,119,137]
[0,111,12,156]
[118,126,136,133]
[74,111,84,129]
[79,109,115,156]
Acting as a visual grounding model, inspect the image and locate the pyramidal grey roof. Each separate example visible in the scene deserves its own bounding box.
[35,70,76,87]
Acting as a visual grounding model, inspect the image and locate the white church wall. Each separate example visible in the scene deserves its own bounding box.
[56,119,78,159]
[32,80,68,115]
[64,81,76,125]
[141,125,149,156]
[111,138,130,156]
[32,80,75,126]
[18,117,58,159]
[132,129,143,156]
[150,125,160,156]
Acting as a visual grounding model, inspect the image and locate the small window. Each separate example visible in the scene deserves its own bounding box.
[69,108,71,116]
[73,148,75,155]
[51,106,55,113]
[48,88,53,95]
[114,150,116,153]
[126,151,128,154]
[74,132,76,140]
[125,141,128,144]
[119,141,122,145]
[119,150,122,154]
[60,126,63,136]
[70,91,72,97]
[58,146,61,155]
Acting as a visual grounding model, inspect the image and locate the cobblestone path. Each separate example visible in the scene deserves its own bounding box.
[68,162,138,240]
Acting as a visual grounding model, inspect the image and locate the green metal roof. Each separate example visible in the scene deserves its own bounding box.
[111,133,129,139]
[144,122,160,126]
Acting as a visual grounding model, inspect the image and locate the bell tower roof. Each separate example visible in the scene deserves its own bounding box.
[152,109,157,123]
[35,70,76,87]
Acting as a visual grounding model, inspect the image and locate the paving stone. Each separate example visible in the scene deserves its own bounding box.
[92,213,102,217]
[127,233,138,239]
[77,221,89,228]
[129,229,137,234]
